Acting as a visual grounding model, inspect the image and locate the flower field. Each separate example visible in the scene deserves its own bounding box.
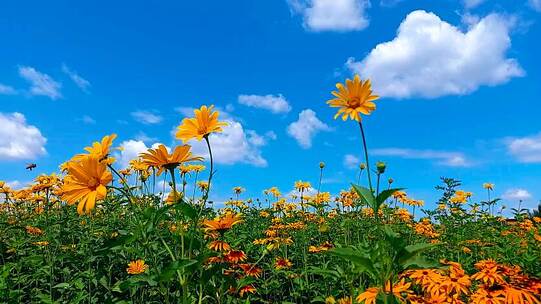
[1,76,540,304]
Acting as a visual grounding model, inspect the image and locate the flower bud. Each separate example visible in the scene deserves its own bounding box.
[376,161,386,174]
[319,162,325,169]
[359,163,366,170]
[388,178,394,184]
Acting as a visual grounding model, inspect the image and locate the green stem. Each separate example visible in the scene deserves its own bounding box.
[358,121,373,191]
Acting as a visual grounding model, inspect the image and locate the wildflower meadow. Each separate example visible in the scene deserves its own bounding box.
[2,2,541,304]
[1,75,540,304]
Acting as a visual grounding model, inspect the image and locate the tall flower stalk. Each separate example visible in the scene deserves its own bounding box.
[327,74,379,191]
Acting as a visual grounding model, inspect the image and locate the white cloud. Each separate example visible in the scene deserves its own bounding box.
[372,148,471,167]
[287,109,330,149]
[0,112,47,161]
[116,140,165,168]
[288,0,370,32]
[18,66,62,100]
[6,180,29,190]
[131,110,163,124]
[346,10,523,99]
[238,94,291,114]
[62,64,91,93]
[463,0,484,9]
[529,0,541,11]
[343,154,360,169]
[184,119,270,167]
[506,132,541,163]
[0,84,17,95]
[502,188,532,201]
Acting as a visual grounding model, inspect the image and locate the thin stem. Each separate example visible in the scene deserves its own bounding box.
[203,136,214,205]
[358,121,373,191]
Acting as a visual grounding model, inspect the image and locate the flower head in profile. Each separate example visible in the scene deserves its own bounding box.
[140,144,203,176]
[483,183,494,191]
[62,155,113,215]
[175,105,228,142]
[126,259,148,275]
[202,212,243,234]
[327,74,379,122]
[72,134,118,164]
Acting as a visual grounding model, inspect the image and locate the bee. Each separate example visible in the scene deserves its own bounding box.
[26,163,37,171]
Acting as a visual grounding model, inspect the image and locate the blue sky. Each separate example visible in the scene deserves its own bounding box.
[1,0,541,211]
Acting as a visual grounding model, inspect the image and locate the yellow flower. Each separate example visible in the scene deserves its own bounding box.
[175,105,228,142]
[140,144,202,176]
[126,260,148,275]
[61,155,112,215]
[327,74,379,122]
[483,183,494,190]
[72,134,117,164]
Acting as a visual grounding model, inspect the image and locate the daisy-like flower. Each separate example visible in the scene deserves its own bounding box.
[62,155,113,215]
[208,240,231,252]
[224,250,247,264]
[72,134,117,164]
[175,105,228,142]
[483,183,495,190]
[140,144,202,176]
[238,285,256,297]
[238,264,263,278]
[202,212,243,234]
[327,74,379,122]
[126,260,148,275]
[274,257,293,270]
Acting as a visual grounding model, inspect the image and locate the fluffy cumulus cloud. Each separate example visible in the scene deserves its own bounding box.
[288,0,370,32]
[287,109,330,149]
[0,84,17,95]
[372,148,470,167]
[187,121,273,167]
[343,154,360,169]
[346,10,523,99]
[0,112,47,161]
[131,110,163,124]
[505,132,541,163]
[62,64,91,93]
[18,66,62,100]
[238,94,291,114]
[502,188,532,201]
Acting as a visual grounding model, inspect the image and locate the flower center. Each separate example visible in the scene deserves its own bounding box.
[87,177,100,190]
[347,97,361,108]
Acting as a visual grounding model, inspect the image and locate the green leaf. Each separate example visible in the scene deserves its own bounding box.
[157,259,198,282]
[175,203,198,219]
[376,188,405,205]
[351,184,375,207]
[327,247,376,277]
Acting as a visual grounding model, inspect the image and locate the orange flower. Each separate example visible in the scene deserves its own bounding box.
[238,264,262,278]
[274,257,293,270]
[238,285,256,297]
[126,260,148,275]
[327,74,379,122]
[25,225,43,236]
[224,250,247,264]
[356,287,378,304]
[208,240,231,252]
[175,105,228,142]
[62,155,112,215]
[140,144,202,176]
[202,213,243,234]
